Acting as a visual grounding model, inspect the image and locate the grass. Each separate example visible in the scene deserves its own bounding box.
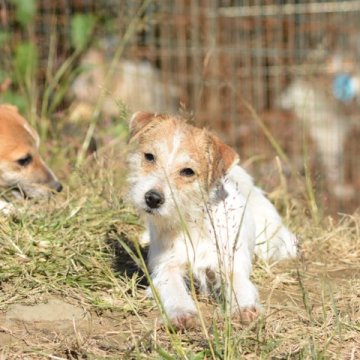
[0,114,359,359]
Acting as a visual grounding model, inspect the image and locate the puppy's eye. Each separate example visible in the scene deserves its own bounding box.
[144,153,155,162]
[180,168,195,177]
[17,154,33,167]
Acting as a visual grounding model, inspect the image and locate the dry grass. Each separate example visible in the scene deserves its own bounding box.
[0,118,359,360]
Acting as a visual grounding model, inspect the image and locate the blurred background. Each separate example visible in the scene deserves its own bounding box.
[0,0,359,215]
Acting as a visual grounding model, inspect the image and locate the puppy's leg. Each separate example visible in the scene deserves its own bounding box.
[225,249,261,324]
[151,265,197,329]
[229,271,261,324]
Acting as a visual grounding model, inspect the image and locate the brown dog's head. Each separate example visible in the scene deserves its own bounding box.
[0,104,62,198]
[127,111,239,220]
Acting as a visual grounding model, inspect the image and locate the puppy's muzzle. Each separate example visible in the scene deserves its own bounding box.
[145,190,164,209]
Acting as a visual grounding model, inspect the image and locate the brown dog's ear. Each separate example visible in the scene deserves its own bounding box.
[0,103,40,146]
[0,104,19,113]
[209,134,239,185]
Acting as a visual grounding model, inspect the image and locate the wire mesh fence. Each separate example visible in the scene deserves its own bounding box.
[1,0,359,213]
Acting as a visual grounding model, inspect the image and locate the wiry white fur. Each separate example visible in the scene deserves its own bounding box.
[228,166,297,261]
[133,165,260,321]
[128,143,297,325]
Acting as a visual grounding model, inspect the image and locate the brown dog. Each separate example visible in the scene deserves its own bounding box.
[0,104,62,210]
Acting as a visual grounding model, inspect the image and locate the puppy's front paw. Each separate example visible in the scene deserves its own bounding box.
[170,312,197,330]
[161,309,197,330]
[139,230,150,246]
[234,306,260,325]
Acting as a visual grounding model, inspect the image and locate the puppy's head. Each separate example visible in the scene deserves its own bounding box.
[127,111,238,224]
[0,104,62,198]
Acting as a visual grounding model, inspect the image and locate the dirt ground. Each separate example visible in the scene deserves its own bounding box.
[1,257,359,359]
[0,296,153,357]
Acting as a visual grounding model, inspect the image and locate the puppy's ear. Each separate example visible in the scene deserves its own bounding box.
[209,135,239,185]
[128,111,156,141]
[129,111,168,142]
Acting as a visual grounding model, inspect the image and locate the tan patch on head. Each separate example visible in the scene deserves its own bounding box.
[130,113,239,189]
[209,134,239,185]
[129,111,169,142]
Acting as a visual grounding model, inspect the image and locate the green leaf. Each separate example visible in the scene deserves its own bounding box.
[189,351,207,360]
[14,41,38,80]
[70,14,96,51]
[0,90,27,113]
[11,0,36,27]
[0,31,9,45]
[154,346,175,360]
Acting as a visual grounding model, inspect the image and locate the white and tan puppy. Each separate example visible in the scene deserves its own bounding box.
[127,112,297,328]
[0,104,62,212]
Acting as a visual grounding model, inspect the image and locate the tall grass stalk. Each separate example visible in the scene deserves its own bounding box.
[76,0,154,166]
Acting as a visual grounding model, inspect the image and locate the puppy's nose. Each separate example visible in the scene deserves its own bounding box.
[54,182,63,193]
[145,190,164,209]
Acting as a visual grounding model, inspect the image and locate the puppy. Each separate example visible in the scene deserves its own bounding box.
[0,104,62,212]
[127,112,297,328]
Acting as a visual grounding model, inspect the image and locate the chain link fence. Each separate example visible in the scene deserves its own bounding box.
[1,0,359,213]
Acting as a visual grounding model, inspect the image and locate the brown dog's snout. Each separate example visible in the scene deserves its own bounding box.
[41,165,63,193]
[145,190,164,209]
[53,181,63,193]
